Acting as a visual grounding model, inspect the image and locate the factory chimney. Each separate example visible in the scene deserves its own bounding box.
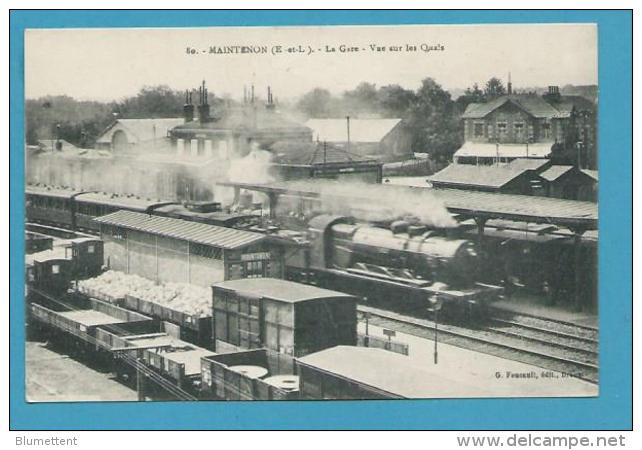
[507,72,512,95]
[183,89,194,123]
[197,80,211,123]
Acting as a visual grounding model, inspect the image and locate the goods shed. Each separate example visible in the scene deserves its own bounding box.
[94,210,285,287]
[212,278,357,357]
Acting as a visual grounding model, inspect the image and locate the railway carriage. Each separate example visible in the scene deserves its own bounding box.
[25,184,82,229]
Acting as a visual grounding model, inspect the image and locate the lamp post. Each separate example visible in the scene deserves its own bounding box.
[428,295,443,364]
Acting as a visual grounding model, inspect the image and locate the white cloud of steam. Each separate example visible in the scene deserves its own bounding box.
[287,179,457,228]
[212,145,276,207]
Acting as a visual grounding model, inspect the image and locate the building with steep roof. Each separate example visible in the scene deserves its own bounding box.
[456,86,597,168]
[540,165,597,201]
[95,118,185,153]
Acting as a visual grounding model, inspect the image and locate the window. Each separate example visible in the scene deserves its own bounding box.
[542,121,552,139]
[513,122,524,138]
[51,264,60,274]
[87,244,95,254]
[244,261,265,278]
[191,243,222,260]
[497,122,508,137]
[473,122,484,138]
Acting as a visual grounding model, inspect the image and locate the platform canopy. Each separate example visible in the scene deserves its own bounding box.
[219,180,598,230]
[454,141,553,160]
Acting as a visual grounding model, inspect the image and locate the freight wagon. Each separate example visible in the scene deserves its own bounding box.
[26,237,104,296]
[28,294,152,365]
[201,349,300,400]
[212,278,357,357]
[96,327,215,397]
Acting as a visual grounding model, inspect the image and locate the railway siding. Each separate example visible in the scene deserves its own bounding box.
[357,305,599,384]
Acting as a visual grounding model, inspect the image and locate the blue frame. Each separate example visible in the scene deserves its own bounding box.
[9,10,632,430]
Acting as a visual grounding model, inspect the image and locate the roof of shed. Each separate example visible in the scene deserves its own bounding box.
[504,158,551,171]
[297,346,485,398]
[540,165,575,181]
[428,163,539,189]
[581,169,599,181]
[94,210,265,250]
[270,141,380,166]
[305,118,402,143]
[213,278,355,303]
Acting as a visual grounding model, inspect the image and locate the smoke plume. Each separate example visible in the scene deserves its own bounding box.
[287,179,457,228]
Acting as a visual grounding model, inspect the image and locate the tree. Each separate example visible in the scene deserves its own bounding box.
[377,84,417,117]
[407,78,462,161]
[296,88,334,118]
[455,83,486,114]
[117,85,185,118]
[484,77,506,99]
[342,82,379,114]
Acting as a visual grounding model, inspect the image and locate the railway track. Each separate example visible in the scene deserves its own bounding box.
[357,305,599,384]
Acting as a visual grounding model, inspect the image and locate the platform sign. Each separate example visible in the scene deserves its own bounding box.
[382,329,396,338]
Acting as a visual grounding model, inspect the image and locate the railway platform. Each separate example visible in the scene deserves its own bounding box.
[492,293,598,329]
[358,322,598,398]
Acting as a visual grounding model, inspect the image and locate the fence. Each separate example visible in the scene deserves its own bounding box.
[357,333,409,356]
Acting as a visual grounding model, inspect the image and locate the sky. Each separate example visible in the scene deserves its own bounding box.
[25,24,597,102]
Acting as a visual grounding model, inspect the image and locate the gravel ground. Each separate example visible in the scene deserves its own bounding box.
[25,340,137,402]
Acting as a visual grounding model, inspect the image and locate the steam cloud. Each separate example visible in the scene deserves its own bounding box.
[26,143,277,206]
[285,179,457,228]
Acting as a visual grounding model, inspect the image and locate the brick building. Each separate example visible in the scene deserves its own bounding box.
[456,86,597,169]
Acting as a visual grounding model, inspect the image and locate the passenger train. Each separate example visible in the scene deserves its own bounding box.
[25,184,261,233]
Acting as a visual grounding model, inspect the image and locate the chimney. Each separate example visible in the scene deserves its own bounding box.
[507,72,512,95]
[266,86,275,110]
[543,85,561,103]
[197,80,211,123]
[183,89,194,123]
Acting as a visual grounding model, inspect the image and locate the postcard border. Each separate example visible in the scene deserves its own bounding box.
[9,9,633,430]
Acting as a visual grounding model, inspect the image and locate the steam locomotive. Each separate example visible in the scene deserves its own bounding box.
[287,215,503,315]
[26,184,502,315]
